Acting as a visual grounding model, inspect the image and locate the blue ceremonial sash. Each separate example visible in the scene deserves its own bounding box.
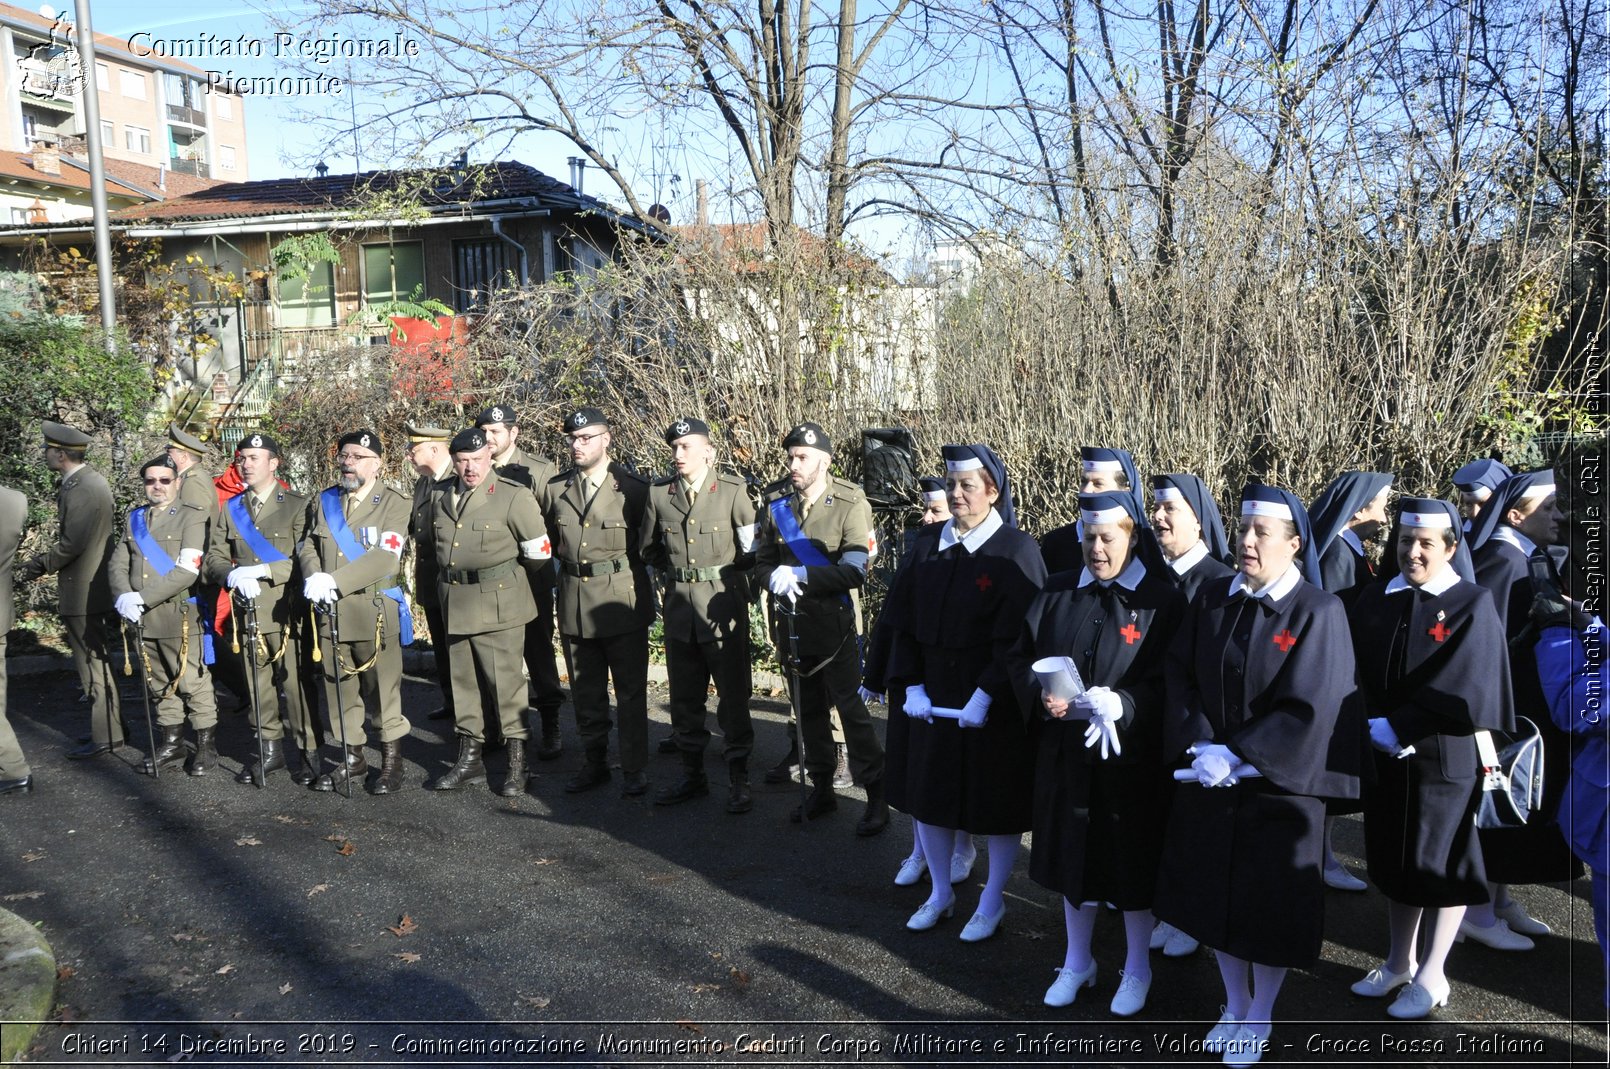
[130,507,214,663]
[227,494,288,564]
[319,487,413,645]
[769,496,852,609]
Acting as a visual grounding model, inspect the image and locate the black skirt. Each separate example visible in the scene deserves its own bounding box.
[896,706,1034,835]
[1364,735,1489,906]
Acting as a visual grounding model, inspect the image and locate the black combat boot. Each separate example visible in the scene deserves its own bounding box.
[237,738,285,786]
[498,739,527,797]
[185,727,218,776]
[789,777,838,823]
[143,724,186,775]
[312,745,368,792]
[725,758,753,815]
[429,737,486,791]
[763,742,800,785]
[371,738,406,795]
[856,776,890,837]
[654,751,710,805]
[536,709,563,760]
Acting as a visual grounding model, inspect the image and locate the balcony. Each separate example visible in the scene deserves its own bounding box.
[169,157,210,178]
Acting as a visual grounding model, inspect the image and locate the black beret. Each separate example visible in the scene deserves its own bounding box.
[141,454,177,475]
[782,422,832,455]
[565,408,608,433]
[237,431,279,455]
[476,404,517,427]
[449,427,488,453]
[337,429,383,456]
[664,417,711,444]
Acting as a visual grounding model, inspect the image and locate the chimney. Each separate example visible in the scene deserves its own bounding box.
[157,165,166,191]
[31,142,59,176]
[696,179,708,226]
[566,156,586,194]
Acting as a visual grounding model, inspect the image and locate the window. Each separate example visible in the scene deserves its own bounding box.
[363,242,425,305]
[100,120,113,145]
[216,95,233,121]
[218,144,236,171]
[453,238,518,309]
[119,69,145,99]
[95,62,107,91]
[275,260,336,327]
[124,125,151,154]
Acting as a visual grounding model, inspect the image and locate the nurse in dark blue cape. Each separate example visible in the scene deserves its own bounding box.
[882,444,1046,941]
[1309,470,1393,606]
[863,473,977,889]
[1008,491,1187,1017]
[1451,458,1512,528]
[1347,498,1513,1019]
[1151,473,1234,600]
[1040,446,1147,576]
[1464,468,1582,945]
[1153,483,1361,1064]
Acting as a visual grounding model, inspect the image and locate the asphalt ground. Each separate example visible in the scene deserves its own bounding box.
[0,667,1606,1068]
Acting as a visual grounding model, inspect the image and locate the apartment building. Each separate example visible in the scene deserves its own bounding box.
[0,1,247,183]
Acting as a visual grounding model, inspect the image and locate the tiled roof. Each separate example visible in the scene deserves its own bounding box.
[97,158,225,200]
[111,161,618,225]
[0,152,146,198]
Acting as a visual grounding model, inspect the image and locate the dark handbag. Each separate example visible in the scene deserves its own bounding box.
[1474,717,1545,829]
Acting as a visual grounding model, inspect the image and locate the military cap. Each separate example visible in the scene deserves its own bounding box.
[236,431,280,455]
[167,422,207,456]
[140,454,178,476]
[565,408,608,432]
[404,422,453,445]
[449,427,488,454]
[337,429,383,456]
[782,422,832,455]
[41,420,90,449]
[664,417,711,444]
[476,404,517,427]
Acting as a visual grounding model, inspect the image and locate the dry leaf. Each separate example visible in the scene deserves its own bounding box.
[215,964,234,975]
[386,914,418,937]
[56,965,75,980]
[22,851,44,862]
[2,890,43,901]
[169,932,195,942]
[690,983,720,993]
[708,952,723,960]
[234,837,262,847]
[393,952,421,964]
[517,994,550,1009]
[531,857,557,866]
[278,983,292,995]
[56,1006,79,1024]
[273,815,296,824]
[307,884,330,898]
[323,833,346,843]
[337,841,356,857]
[674,1020,702,1035]
[729,967,750,986]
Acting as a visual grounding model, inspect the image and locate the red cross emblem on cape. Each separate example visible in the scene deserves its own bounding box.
[1120,623,1142,645]
[975,573,992,592]
[1272,629,1297,653]
[1428,621,1450,643]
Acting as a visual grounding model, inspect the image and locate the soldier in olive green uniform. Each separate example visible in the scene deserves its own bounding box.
[0,483,31,793]
[544,408,655,796]
[641,417,759,813]
[165,423,248,707]
[111,456,219,775]
[753,422,888,836]
[20,421,120,757]
[478,405,566,759]
[405,424,457,724]
[297,429,414,795]
[204,432,318,786]
[425,428,555,796]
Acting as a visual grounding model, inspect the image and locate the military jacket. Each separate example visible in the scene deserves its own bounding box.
[428,473,551,637]
[0,485,27,635]
[176,465,219,516]
[203,486,309,632]
[410,466,452,609]
[641,471,756,643]
[23,464,114,615]
[495,446,560,507]
[751,476,874,658]
[295,483,410,620]
[544,462,653,638]
[109,501,208,640]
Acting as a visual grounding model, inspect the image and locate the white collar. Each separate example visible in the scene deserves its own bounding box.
[1340,527,1365,554]
[1229,563,1302,603]
[1079,555,1146,591]
[1385,568,1462,597]
[938,507,1003,554]
[1168,540,1210,575]
[1492,525,1537,556]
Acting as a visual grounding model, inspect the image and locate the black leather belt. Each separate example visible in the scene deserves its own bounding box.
[441,560,518,584]
[563,558,627,578]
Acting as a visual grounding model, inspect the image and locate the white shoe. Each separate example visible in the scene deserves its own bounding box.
[906,893,955,931]
[959,902,1005,942]
[1043,961,1097,1007]
[1222,1022,1271,1068]
[1456,916,1534,951]
[1387,978,1450,1019]
[1350,962,1415,998]
[949,845,977,884]
[1494,899,1552,936]
[894,853,927,887]
[1202,1010,1242,1054]
[1163,926,1199,957]
[1323,863,1367,892]
[1109,970,1150,1017]
[1148,921,1173,950]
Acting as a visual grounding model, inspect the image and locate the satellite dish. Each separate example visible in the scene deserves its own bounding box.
[648,203,671,225]
[39,5,55,19]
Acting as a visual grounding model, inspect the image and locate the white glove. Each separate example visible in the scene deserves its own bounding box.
[768,565,803,600]
[904,684,933,722]
[1368,717,1402,754]
[1079,685,1122,723]
[857,686,884,705]
[303,572,339,604]
[957,688,991,729]
[114,592,145,623]
[228,563,270,600]
[1193,750,1238,787]
[789,565,807,588]
[1188,741,1236,766]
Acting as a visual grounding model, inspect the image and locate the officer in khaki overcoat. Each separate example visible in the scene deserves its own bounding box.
[405,423,457,725]
[640,417,760,813]
[425,427,554,796]
[543,408,654,796]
